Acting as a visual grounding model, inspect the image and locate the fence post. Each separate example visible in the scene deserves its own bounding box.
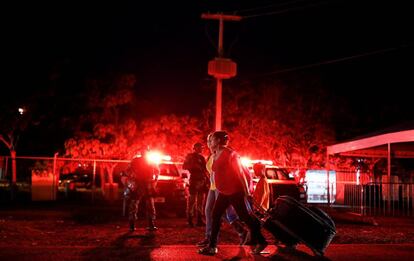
[326,152,331,207]
[360,183,364,215]
[52,152,58,200]
[92,160,96,203]
[10,150,17,200]
[387,143,392,214]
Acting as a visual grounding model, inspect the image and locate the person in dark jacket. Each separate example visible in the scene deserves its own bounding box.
[122,150,159,232]
[183,142,209,227]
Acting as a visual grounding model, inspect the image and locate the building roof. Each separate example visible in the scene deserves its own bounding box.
[327,130,414,158]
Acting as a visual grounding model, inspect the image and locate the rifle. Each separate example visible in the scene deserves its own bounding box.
[122,187,131,217]
[122,195,127,217]
[120,172,130,217]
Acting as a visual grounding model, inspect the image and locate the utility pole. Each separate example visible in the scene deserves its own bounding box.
[201,13,242,131]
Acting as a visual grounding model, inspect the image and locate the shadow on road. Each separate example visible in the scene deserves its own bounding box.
[82,230,160,260]
[269,246,331,261]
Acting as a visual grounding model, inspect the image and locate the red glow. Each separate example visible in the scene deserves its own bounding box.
[146,151,171,164]
[133,151,172,165]
[241,157,273,167]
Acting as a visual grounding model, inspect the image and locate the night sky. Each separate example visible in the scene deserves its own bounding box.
[2,0,413,153]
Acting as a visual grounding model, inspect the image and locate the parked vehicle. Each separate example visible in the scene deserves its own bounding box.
[154,162,188,217]
[252,165,308,205]
[58,173,92,191]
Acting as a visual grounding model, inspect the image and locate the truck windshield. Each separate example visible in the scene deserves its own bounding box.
[159,163,179,177]
[265,168,294,180]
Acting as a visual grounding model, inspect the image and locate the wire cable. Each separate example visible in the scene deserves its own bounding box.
[204,23,218,53]
[242,0,332,19]
[254,44,411,77]
[235,0,318,14]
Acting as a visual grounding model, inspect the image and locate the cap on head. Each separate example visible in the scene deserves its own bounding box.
[212,130,229,145]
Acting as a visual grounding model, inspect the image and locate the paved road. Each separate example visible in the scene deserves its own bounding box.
[1,244,413,260]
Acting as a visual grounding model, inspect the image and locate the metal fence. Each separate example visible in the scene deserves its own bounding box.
[0,155,188,203]
[0,156,131,202]
[334,169,414,216]
[2,156,414,216]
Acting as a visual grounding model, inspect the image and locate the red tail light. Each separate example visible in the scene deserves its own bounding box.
[298,184,307,193]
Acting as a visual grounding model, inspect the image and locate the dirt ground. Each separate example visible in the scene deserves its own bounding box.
[1,202,414,249]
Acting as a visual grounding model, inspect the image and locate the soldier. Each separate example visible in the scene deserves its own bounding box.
[122,150,159,232]
[183,142,209,227]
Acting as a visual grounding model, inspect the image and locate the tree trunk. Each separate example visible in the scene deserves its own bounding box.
[105,163,117,184]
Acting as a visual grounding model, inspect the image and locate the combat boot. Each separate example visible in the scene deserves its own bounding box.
[129,220,136,232]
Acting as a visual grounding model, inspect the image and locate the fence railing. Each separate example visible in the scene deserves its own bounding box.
[304,169,414,216]
[0,156,132,202]
[339,182,414,216]
[0,155,186,203]
[2,156,414,216]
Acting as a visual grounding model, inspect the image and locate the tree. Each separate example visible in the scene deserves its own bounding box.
[206,79,335,169]
[136,114,204,161]
[63,74,205,188]
[64,74,137,188]
[0,104,32,185]
[65,120,137,186]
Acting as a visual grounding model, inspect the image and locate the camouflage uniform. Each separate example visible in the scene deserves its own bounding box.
[124,156,159,231]
[183,147,209,227]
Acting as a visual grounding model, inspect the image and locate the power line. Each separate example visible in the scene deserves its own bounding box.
[235,0,314,14]
[202,0,340,55]
[253,44,410,77]
[242,0,332,19]
[204,23,218,51]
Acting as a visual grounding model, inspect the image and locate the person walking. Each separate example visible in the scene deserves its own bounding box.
[122,150,159,232]
[198,131,268,256]
[196,133,248,247]
[183,142,209,227]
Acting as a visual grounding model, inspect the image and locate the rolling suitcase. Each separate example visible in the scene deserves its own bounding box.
[254,195,336,256]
